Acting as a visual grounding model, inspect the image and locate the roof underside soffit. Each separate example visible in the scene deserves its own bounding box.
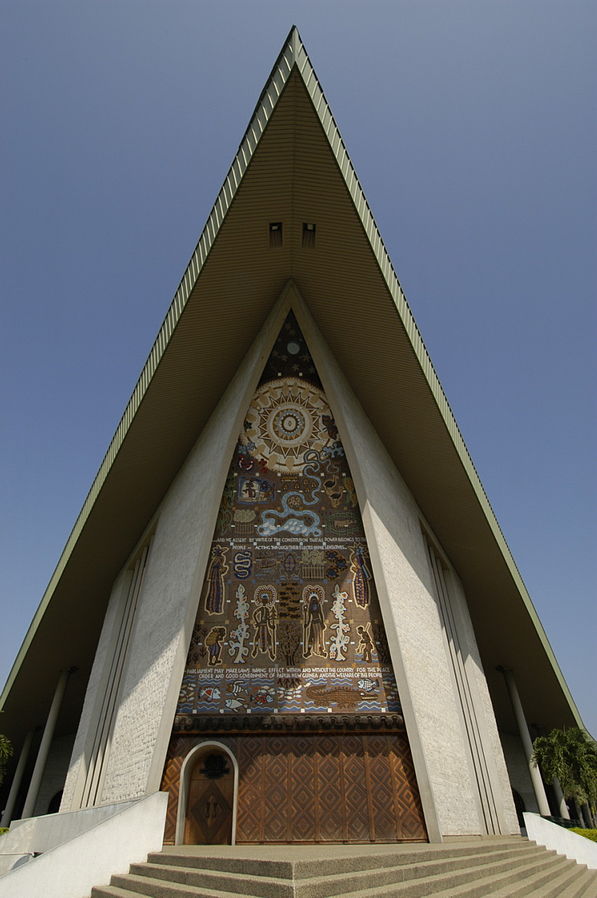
[0,32,582,746]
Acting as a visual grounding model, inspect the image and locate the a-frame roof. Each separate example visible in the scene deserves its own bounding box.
[0,27,584,745]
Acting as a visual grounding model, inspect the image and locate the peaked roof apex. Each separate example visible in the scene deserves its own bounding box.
[0,28,584,739]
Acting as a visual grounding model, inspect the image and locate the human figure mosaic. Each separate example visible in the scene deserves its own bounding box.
[174,314,403,725]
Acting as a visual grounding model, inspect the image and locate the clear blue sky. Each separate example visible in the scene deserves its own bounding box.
[1,1,595,736]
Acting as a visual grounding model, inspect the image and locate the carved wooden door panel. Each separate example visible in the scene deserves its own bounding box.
[341,734,370,841]
[184,750,234,844]
[366,733,402,841]
[234,733,426,843]
[286,735,318,841]
[389,732,428,841]
[314,735,346,841]
[235,736,267,843]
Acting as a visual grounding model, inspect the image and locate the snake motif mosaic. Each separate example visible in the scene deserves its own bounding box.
[174,314,402,727]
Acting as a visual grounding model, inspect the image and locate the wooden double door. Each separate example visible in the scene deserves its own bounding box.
[234,732,426,843]
[176,730,427,845]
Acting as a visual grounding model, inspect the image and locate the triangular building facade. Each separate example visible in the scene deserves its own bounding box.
[0,27,589,882]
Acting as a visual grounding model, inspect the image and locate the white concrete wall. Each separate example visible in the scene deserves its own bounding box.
[500,731,540,814]
[32,734,74,817]
[524,812,597,869]
[0,798,138,875]
[61,568,132,811]
[63,300,289,808]
[296,292,518,838]
[60,289,518,839]
[446,570,519,834]
[0,791,167,898]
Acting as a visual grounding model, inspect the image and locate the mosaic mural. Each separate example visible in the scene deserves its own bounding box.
[174,314,402,726]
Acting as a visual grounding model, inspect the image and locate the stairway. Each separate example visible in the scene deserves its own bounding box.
[91,837,597,898]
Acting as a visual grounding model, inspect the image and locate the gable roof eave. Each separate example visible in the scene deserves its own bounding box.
[1,29,583,738]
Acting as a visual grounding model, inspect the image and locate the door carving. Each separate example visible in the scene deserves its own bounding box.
[235,732,426,843]
[163,730,426,845]
[184,749,234,844]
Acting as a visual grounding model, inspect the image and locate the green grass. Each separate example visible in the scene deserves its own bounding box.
[570,827,597,843]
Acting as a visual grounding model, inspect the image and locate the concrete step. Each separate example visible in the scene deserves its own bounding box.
[446,855,582,898]
[298,850,563,898]
[100,873,244,898]
[128,846,548,898]
[93,838,597,898]
[92,885,254,898]
[495,856,581,897]
[487,858,592,898]
[152,838,532,879]
[128,862,295,898]
[560,868,597,897]
[340,851,569,897]
[92,886,155,898]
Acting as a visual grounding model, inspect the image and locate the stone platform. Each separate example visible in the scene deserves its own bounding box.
[91,837,597,897]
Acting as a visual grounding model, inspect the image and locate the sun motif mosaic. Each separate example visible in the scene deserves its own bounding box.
[174,313,402,727]
[242,378,331,474]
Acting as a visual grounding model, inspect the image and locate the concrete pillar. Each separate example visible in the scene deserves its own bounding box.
[21,669,71,819]
[552,777,571,820]
[0,730,34,827]
[499,667,551,817]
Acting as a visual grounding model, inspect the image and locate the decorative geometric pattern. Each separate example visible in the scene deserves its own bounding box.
[367,734,398,841]
[173,314,402,721]
[185,776,233,845]
[236,737,265,843]
[160,315,427,845]
[389,734,428,841]
[315,737,344,841]
[161,736,187,844]
[160,731,427,845]
[342,735,370,842]
[242,378,331,474]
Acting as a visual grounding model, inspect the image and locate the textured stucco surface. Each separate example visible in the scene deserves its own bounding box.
[61,569,131,810]
[500,731,540,814]
[298,297,517,837]
[61,293,518,837]
[64,304,287,806]
[446,570,520,834]
[369,506,478,837]
[32,734,75,817]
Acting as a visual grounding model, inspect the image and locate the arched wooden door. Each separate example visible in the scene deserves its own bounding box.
[184,748,234,844]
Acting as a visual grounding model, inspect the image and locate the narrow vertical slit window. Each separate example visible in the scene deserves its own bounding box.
[302,222,316,247]
[269,222,283,247]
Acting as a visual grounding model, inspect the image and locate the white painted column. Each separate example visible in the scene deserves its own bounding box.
[0,730,34,827]
[552,777,571,820]
[499,667,551,817]
[21,669,71,819]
